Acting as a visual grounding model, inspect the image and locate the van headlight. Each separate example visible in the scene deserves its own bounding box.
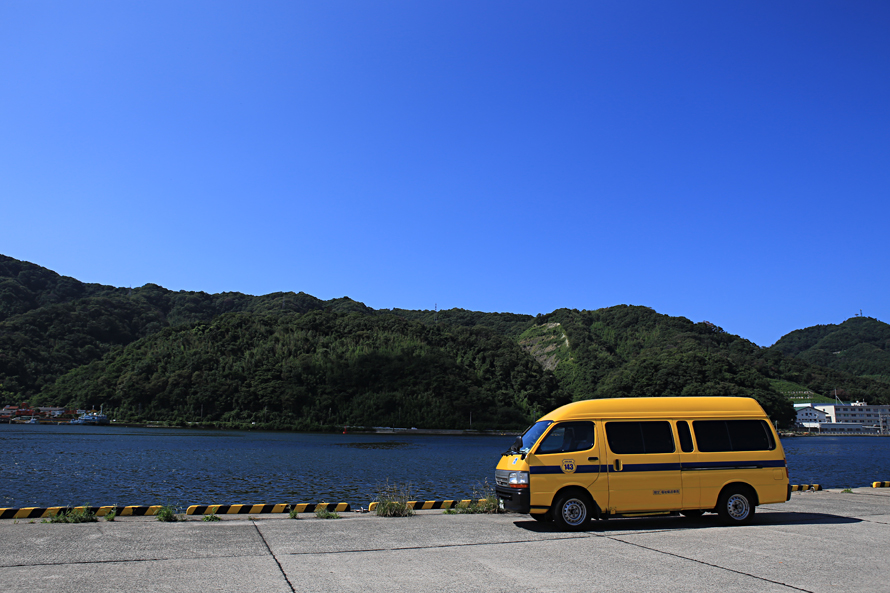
[508,471,529,489]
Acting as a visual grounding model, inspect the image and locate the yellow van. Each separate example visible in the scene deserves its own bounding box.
[495,397,789,530]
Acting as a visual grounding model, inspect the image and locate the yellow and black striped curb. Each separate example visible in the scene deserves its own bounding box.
[0,506,162,520]
[790,484,822,492]
[186,503,350,515]
[873,481,890,488]
[367,499,483,512]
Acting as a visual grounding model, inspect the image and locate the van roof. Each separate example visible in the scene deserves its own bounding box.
[540,397,768,421]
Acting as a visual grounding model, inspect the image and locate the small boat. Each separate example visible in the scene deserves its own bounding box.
[70,413,109,425]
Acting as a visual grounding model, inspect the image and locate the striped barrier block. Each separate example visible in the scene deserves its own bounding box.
[367,499,482,512]
[873,481,890,488]
[0,505,162,520]
[790,484,822,492]
[186,502,350,516]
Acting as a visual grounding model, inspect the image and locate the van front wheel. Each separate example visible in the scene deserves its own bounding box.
[552,491,592,531]
[717,486,755,525]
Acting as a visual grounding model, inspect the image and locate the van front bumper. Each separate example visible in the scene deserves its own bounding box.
[495,485,530,514]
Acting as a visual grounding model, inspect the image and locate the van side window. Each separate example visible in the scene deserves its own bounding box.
[676,421,694,452]
[693,420,776,452]
[536,422,595,454]
[605,421,674,454]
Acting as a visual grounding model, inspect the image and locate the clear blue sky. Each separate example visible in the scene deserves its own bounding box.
[2,1,888,347]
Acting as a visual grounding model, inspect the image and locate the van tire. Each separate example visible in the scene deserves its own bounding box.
[717,486,755,525]
[552,491,592,531]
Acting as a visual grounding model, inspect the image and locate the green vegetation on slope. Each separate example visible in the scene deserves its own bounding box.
[37,311,568,429]
[5,254,890,430]
[520,306,798,425]
[771,317,890,380]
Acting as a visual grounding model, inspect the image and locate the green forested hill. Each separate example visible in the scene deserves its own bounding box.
[519,306,795,425]
[772,317,890,382]
[4,254,890,429]
[385,308,534,337]
[38,311,567,430]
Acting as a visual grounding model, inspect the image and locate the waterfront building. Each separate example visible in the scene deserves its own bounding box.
[794,402,890,434]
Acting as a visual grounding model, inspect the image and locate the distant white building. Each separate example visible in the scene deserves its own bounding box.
[794,405,829,429]
[795,402,890,434]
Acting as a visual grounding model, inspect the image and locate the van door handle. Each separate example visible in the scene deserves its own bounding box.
[614,459,622,471]
[588,457,598,461]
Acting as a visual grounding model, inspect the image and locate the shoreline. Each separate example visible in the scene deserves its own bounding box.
[1,421,521,437]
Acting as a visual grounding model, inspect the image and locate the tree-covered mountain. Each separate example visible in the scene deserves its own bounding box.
[517,307,795,424]
[3,254,889,429]
[37,311,567,430]
[771,317,890,383]
[0,255,527,398]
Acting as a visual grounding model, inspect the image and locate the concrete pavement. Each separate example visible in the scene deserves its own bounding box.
[1,488,889,592]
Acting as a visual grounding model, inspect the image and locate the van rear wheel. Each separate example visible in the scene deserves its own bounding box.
[717,486,755,525]
[552,491,592,531]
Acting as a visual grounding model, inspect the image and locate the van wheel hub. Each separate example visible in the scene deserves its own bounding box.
[726,494,750,520]
[561,499,587,526]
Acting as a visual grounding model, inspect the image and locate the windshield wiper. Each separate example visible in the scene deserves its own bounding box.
[500,436,524,457]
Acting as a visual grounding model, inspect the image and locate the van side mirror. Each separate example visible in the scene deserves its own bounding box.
[511,436,523,453]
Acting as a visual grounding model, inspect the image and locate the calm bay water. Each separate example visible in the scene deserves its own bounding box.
[2,424,888,508]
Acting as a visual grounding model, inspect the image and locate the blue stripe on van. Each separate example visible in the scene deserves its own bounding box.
[576,465,606,473]
[529,465,607,474]
[530,459,784,474]
[681,460,785,470]
[529,466,564,474]
[620,463,682,472]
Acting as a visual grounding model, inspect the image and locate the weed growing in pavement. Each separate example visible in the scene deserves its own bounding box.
[202,514,221,522]
[50,506,98,523]
[49,505,97,523]
[449,481,500,514]
[842,488,853,493]
[156,505,180,522]
[288,506,300,519]
[314,503,340,519]
[374,481,414,517]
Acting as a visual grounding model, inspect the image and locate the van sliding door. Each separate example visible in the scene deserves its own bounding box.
[604,420,681,513]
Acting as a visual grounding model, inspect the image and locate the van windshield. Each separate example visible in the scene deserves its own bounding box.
[518,421,553,453]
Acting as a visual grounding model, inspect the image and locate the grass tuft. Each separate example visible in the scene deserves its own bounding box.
[314,503,340,519]
[156,505,180,522]
[448,481,500,514]
[374,481,414,517]
[49,506,98,523]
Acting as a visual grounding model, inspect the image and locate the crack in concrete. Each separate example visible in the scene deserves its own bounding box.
[279,531,818,592]
[253,521,296,593]
[599,534,817,593]
[277,535,588,556]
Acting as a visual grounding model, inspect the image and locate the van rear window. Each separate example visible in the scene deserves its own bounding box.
[692,420,776,452]
[605,421,674,454]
